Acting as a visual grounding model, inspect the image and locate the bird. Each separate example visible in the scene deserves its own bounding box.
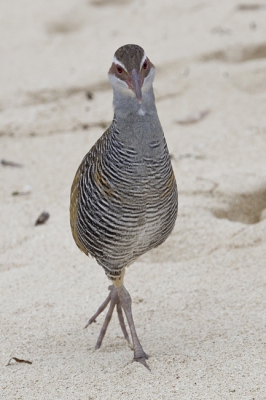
[70,44,178,369]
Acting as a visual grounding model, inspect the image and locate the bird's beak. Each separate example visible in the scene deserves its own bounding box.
[130,69,142,104]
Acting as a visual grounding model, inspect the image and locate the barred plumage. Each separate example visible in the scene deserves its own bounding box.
[70,44,178,369]
[70,116,177,278]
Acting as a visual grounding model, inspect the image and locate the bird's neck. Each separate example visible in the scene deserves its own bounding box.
[112,86,157,119]
[112,86,164,154]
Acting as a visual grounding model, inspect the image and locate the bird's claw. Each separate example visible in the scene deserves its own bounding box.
[134,355,150,371]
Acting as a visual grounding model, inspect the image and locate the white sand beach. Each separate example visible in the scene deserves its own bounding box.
[1,0,266,398]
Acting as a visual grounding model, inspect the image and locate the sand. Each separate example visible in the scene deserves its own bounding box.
[1,0,266,398]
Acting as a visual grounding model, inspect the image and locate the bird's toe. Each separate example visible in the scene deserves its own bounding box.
[134,355,150,371]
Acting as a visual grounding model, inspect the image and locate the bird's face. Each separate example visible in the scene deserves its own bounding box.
[108,44,155,104]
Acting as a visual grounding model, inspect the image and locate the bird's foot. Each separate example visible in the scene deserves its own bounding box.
[84,284,150,370]
[84,285,130,349]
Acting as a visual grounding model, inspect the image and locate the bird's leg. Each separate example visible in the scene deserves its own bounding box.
[84,284,130,349]
[117,285,149,370]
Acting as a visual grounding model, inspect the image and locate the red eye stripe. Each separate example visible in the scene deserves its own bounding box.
[116,66,123,74]
[143,60,148,70]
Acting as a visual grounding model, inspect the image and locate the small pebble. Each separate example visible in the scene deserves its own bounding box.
[35,211,50,226]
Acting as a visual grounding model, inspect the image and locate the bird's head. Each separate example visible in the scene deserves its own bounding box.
[108,44,155,104]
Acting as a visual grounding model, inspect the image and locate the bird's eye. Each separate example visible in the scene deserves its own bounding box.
[143,60,148,70]
[116,66,123,74]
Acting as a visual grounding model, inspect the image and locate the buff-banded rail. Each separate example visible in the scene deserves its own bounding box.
[70,44,178,369]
